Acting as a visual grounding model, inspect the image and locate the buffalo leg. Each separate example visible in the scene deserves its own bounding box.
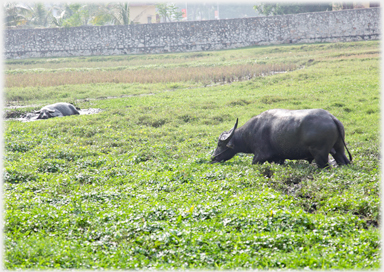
[252,154,268,165]
[309,147,329,169]
[332,153,350,165]
[271,159,285,165]
[331,140,350,165]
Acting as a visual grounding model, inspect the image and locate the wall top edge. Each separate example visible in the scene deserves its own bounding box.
[5,7,380,32]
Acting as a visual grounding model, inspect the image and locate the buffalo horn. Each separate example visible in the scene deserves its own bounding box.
[219,118,238,144]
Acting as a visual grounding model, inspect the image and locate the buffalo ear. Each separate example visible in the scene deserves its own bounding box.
[48,109,55,113]
[219,118,238,144]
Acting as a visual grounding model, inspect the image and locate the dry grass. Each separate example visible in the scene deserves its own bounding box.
[5,62,297,88]
[6,55,211,70]
[6,41,378,89]
[319,52,380,61]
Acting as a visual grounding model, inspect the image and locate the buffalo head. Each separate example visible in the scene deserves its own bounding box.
[35,109,55,119]
[211,118,238,163]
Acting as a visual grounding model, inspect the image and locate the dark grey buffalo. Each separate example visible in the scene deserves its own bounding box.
[212,109,352,168]
[35,102,80,120]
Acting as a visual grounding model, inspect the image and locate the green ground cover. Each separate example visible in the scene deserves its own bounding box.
[4,41,380,269]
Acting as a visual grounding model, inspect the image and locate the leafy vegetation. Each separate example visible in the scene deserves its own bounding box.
[4,2,258,28]
[156,3,183,22]
[4,41,380,269]
[4,2,142,28]
[253,3,333,16]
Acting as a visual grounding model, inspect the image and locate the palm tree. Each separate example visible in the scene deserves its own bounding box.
[51,8,66,27]
[4,2,30,27]
[27,3,50,27]
[94,2,130,25]
[57,3,98,27]
[115,2,130,25]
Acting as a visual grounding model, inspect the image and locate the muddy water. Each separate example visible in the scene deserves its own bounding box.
[79,108,103,115]
[3,93,156,122]
[5,108,103,122]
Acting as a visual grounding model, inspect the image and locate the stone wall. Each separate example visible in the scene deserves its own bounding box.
[4,7,380,59]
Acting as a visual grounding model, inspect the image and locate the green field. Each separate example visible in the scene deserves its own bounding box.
[4,41,380,269]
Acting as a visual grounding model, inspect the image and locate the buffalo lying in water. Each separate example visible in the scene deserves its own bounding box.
[35,102,80,119]
[212,109,352,168]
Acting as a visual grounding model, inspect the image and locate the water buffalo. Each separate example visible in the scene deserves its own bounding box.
[35,102,80,120]
[211,109,352,168]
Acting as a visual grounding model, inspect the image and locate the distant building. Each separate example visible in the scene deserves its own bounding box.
[130,3,157,24]
[332,2,380,10]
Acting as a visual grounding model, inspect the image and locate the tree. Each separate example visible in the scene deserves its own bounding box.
[48,3,98,27]
[50,4,75,27]
[156,3,183,22]
[170,4,183,22]
[156,3,171,22]
[116,3,130,25]
[4,2,30,27]
[253,3,332,16]
[5,2,132,28]
[93,2,130,25]
[61,4,90,27]
[27,3,50,27]
[51,9,66,27]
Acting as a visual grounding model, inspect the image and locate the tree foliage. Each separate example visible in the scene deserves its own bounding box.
[253,3,333,16]
[4,3,30,26]
[5,2,258,28]
[61,4,87,27]
[4,2,131,28]
[156,3,183,22]
[94,3,130,25]
[178,3,257,21]
[27,3,50,27]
